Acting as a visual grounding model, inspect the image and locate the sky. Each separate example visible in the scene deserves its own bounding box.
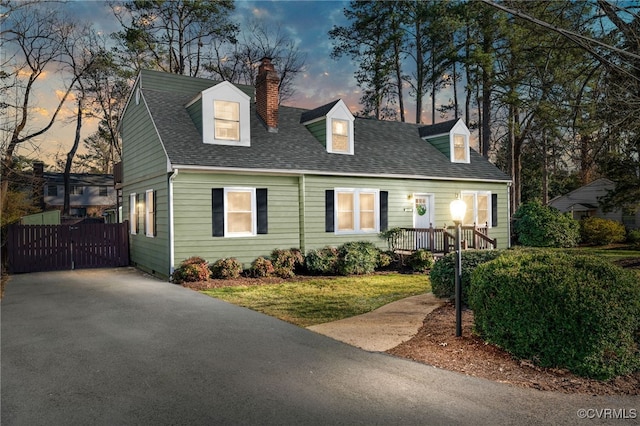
[8,0,382,166]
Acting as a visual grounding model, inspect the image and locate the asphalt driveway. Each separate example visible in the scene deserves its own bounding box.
[1,268,636,425]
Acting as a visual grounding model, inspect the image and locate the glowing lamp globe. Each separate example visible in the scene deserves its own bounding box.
[450,199,466,224]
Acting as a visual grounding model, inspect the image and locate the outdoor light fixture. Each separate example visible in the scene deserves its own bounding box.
[450,198,466,337]
[450,198,466,224]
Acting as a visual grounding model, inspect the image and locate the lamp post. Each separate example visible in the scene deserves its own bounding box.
[450,198,466,337]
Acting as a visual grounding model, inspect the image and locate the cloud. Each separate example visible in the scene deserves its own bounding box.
[33,107,49,118]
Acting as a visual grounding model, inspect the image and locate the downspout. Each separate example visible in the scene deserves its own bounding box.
[169,168,178,276]
[298,175,306,253]
[507,182,512,248]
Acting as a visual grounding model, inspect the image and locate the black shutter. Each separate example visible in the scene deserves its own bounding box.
[142,193,146,236]
[153,190,157,236]
[257,188,268,234]
[212,188,224,237]
[325,190,334,232]
[380,191,388,231]
[491,193,498,227]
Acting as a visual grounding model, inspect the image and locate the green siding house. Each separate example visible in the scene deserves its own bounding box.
[119,58,511,280]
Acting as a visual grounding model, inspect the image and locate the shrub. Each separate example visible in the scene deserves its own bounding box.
[512,201,580,247]
[580,217,626,245]
[407,249,434,273]
[469,250,640,380]
[429,249,503,304]
[172,256,211,284]
[379,227,403,252]
[210,257,243,279]
[249,256,274,278]
[337,241,380,275]
[628,229,640,248]
[305,246,339,275]
[270,248,304,278]
[377,250,395,270]
[289,248,306,273]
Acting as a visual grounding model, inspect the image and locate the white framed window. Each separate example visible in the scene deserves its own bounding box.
[453,134,468,162]
[129,193,138,234]
[326,100,354,155]
[225,188,256,237]
[331,118,349,153]
[448,119,471,163]
[145,190,155,237]
[461,191,492,227]
[214,100,240,141]
[335,188,379,234]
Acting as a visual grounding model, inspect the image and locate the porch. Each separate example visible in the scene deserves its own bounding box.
[385,224,497,256]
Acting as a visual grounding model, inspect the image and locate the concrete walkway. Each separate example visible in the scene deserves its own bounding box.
[308,293,444,351]
[2,268,636,425]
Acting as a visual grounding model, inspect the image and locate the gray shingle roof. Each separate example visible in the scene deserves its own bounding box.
[43,172,114,186]
[418,118,458,138]
[299,100,340,123]
[139,72,510,182]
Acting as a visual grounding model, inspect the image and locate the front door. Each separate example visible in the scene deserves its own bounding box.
[413,194,434,250]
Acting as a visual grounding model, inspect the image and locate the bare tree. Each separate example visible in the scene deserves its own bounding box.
[208,21,306,104]
[0,2,78,217]
[57,22,102,215]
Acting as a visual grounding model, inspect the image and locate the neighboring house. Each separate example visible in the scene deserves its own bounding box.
[33,162,117,220]
[549,178,639,229]
[119,60,511,280]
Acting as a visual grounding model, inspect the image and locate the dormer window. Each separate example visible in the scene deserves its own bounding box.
[214,100,240,141]
[419,118,471,164]
[194,81,251,147]
[453,133,468,163]
[300,99,355,155]
[332,119,349,152]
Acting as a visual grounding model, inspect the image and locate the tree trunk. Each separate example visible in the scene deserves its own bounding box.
[415,19,424,124]
[542,129,549,205]
[481,71,491,159]
[63,97,84,215]
[452,59,459,119]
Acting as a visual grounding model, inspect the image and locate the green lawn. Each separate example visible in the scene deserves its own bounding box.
[201,273,430,327]
[199,245,640,327]
[569,245,640,262]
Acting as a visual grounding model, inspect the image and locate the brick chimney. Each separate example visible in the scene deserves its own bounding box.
[255,57,280,132]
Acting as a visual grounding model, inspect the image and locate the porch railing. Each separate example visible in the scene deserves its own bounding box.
[387,223,497,254]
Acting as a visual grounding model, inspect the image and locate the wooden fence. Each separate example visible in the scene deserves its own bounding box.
[7,222,129,273]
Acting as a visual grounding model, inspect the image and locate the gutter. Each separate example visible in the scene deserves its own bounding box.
[169,164,512,184]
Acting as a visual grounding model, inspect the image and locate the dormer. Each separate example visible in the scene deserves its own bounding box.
[419,118,470,163]
[300,99,355,155]
[187,81,251,147]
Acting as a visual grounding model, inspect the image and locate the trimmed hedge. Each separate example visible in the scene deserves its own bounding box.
[271,248,304,278]
[172,256,210,283]
[580,217,626,245]
[305,246,340,275]
[407,249,434,273]
[629,229,640,248]
[210,257,243,279]
[249,256,274,278]
[513,202,580,247]
[469,250,640,380]
[337,241,379,275]
[429,249,503,304]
